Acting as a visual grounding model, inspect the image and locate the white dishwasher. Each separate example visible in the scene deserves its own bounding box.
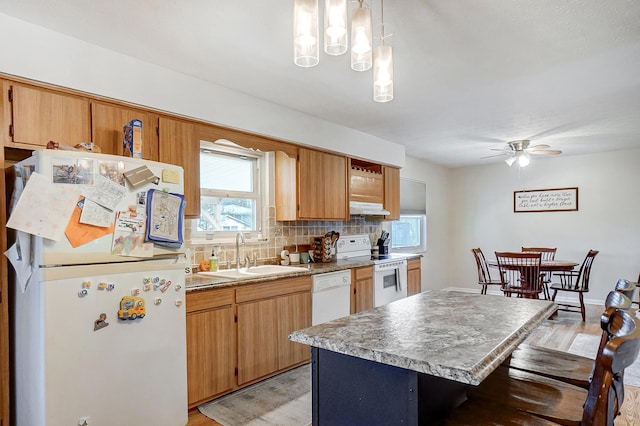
[311,270,352,325]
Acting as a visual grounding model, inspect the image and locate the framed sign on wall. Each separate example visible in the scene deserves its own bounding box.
[514,187,578,213]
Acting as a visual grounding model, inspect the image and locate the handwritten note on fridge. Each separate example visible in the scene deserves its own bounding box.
[514,187,578,213]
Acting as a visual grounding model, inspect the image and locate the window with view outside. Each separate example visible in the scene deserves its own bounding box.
[195,147,261,235]
[391,215,426,252]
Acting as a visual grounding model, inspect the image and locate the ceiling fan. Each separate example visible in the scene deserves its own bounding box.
[485,140,562,167]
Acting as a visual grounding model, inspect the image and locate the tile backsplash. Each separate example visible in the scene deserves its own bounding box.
[185,206,383,268]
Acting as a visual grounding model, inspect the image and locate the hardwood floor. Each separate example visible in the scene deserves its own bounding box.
[187,304,640,425]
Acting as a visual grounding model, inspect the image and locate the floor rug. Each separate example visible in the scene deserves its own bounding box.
[568,333,640,387]
[198,364,311,426]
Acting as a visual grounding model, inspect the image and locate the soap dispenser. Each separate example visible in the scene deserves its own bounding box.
[209,248,219,272]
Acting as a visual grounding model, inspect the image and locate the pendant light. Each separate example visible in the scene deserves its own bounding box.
[294,0,319,67]
[351,0,373,71]
[324,0,348,55]
[373,0,393,102]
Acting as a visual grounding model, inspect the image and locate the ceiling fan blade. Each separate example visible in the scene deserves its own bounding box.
[481,153,509,159]
[528,144,550,150]
[529,149,562,155]
[490,148,510,152]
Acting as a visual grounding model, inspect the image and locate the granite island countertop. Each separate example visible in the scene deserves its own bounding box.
[289,289,556,385]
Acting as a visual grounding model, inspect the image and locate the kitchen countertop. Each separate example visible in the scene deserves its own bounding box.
[185,253,422,291]
[289,289,556,385]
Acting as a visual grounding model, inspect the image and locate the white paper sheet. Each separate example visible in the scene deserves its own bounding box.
[4,231,33,292]
[79,198,114,227]
[82,174,126,211]
[6,172,80,241]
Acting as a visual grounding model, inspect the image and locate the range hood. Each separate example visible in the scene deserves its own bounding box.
[349,201,390,216]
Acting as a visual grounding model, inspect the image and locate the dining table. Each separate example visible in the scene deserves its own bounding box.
[289,289,557,425]
[488,258,579,271]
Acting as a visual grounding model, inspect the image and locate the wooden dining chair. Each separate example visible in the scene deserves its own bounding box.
[471,248,502,295]
[506,289,633,389]
[522,247,557,299]
[445,307,640,425]
[495,251,543,299]
[550,249,599,321]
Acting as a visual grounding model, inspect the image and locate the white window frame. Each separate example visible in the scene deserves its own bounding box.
[192,141,263,241]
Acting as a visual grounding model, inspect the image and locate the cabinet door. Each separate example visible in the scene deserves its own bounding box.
[407,258,422,296]
[186,305,235,407]
[8,83,90,148]
[383,166,400,220]
[276,292,311,370]
[351,267,373,314]
[298,148,348,220]
[158,117,200,217]
[91,102,159,161]
[408,267,422,296]
[237,298,278,385]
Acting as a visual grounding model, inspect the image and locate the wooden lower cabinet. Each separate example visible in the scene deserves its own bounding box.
[277,292,312,370]
[407,258,422,296]
[236,276,311,386]
[186,288,235,408]
[351,266,373,314]
[237,298,279,385]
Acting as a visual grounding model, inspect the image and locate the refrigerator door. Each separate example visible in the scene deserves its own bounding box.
[17,149,185,266]
[14,258,188,426]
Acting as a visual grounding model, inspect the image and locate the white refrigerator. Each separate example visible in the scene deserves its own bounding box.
[10,150,188,426]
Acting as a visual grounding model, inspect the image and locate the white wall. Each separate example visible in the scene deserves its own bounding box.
[448,148,640,304]
[399,156,451,291]
[0,13,404,167]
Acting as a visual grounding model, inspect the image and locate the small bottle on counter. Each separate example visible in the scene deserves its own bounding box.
[209,249,218,272]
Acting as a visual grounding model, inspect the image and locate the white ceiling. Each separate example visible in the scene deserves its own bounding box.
[1,0,639,167]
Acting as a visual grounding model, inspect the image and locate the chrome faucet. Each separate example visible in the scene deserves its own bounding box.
[235,232,246,270]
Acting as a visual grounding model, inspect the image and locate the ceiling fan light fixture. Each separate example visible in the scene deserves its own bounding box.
[505,156,517,167]
[518,154,531,167]
[324,0,348,55]
[294,0,320,67]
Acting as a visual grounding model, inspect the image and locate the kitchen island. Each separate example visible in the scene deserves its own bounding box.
[289,290,557,425]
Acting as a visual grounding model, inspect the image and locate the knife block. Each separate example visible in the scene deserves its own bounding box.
[377,243,389,255]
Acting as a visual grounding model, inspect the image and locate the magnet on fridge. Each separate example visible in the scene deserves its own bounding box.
[175,284,182,291]
[175,299,183,307]
[152,277,160,283]
[78,289,88,297]
[98,282,107,290]
[160,282,171,293]
[107,283,115,291]
[143,277,151,284]
[93,313,109,331]
[153,283,161,291]
[143,283,152,292]
[160,278,167,285]
[131,288,141,296]
[154,298,162,305]
[117,296,146,320]
[82,281,91,288]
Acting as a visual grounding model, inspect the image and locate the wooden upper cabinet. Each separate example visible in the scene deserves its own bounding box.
[158,117,200,218]
[6,82,90,148]
[349,159,384,204]
[298,148,348,220]
[383,166,400,220]
[91,102,159,161]
[274,151,298,221]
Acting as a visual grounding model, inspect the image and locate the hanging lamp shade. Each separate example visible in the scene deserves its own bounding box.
[324,0,348,55]
[350,2,372,71]
[373,44,393,102]
[294,0,319,67]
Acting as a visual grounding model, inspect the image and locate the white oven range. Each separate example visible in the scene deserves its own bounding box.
[336,234,409,307]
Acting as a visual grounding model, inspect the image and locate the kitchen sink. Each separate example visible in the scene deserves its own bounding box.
[198,264,305,279]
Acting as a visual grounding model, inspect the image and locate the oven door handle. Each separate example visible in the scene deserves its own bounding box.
[395,267,401,292]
